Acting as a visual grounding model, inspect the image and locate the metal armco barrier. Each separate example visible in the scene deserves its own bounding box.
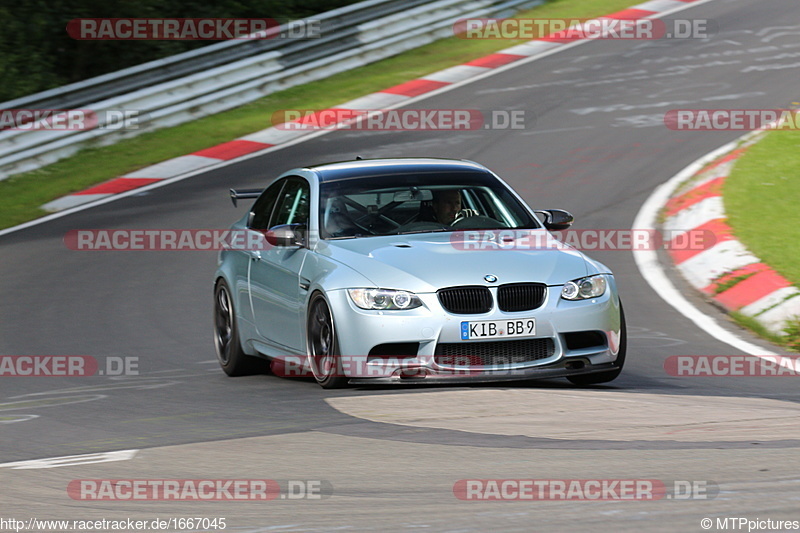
[0,0,542,180]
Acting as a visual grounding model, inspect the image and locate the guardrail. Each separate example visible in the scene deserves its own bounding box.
[0,0,542,181]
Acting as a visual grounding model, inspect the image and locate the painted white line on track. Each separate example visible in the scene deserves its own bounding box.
[0,449,138,469]
[632,137,780,358]
[0,414,39,424]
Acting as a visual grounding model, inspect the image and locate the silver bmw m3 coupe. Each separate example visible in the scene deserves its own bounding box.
[213,158,625,388]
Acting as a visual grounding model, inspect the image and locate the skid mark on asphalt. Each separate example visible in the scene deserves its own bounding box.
[0,395,106,411]
[1,376,181,424]
[627,326,687,348]
[8,378,180,398]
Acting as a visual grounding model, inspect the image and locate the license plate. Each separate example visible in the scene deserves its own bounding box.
[460,318,536,340]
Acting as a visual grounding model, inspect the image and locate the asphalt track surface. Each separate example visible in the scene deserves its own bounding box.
[2,0,800,530]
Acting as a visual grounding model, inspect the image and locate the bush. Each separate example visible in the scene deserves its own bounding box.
[0,0,361,102]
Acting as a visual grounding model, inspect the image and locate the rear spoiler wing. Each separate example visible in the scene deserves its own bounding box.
[229,188,263,207]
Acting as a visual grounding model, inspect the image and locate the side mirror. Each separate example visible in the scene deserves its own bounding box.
[536,209,574,231]
[265,224,306,247]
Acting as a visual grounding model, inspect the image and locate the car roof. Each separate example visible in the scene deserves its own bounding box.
[306,158,492,182]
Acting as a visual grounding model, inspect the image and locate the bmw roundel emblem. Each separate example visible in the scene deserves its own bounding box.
[484,274,498,283]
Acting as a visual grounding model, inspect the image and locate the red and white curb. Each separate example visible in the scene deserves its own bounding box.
[42,0,704,212]
[661,137,800,335]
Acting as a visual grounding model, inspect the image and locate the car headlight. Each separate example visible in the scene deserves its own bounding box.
[561,275,607,300]
[348,288,423,310]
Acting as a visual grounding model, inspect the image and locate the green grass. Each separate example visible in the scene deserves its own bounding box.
[783,318,800,352]
[712,271,757,296]
[729,311,794,350]
[725,127,800,351]
[0,0,641,230]
[725,129,800,288]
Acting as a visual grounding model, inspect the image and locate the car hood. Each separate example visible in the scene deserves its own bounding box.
[314,230,590,293]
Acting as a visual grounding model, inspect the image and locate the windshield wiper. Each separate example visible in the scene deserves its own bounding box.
[397,228,449,235]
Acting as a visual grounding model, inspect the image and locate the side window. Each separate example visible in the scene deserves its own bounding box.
[249,179,285,230]
[272,178,310,227]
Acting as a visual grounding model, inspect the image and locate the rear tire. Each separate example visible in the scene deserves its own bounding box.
[567,301,626,386]
[307,293,349,389]
[214,279,266,376]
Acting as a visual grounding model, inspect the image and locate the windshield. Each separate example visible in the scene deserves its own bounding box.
[319,171,539,239]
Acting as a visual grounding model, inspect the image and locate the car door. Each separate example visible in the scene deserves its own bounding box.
[248,176,310,352]
[229,178,284,339]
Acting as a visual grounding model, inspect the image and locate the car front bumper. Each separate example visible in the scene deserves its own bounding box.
[326,278,623,382]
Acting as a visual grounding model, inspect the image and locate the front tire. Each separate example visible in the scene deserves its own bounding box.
[307,292,348,389]
[214,279,266,376]
[567,301,626,386]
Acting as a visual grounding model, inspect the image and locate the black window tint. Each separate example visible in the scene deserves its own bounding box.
[249,180,285,230]
[272,178,310,227]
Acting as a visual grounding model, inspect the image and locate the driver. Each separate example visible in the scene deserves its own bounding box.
[430,189,478,225]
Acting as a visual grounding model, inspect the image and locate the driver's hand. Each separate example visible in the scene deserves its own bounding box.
[452,208,479,224]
